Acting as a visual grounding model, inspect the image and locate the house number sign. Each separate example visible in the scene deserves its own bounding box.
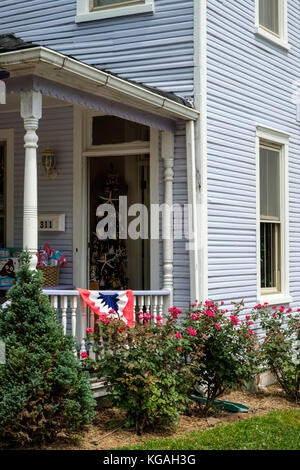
[38,214,65,232]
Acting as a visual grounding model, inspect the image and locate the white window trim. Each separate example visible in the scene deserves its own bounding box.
[0,129,14,247]
[256,125,291,306]
[254,0,290,51]
[75,0,154,22]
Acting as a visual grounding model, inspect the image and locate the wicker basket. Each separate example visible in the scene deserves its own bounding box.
[37,265,60,287]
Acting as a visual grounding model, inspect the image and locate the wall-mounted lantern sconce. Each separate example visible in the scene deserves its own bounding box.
[42,144,57,179]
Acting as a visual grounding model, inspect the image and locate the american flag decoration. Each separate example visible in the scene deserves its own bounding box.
[77,289,134,328]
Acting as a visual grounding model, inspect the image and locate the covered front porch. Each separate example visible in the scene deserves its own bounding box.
[0,37,200,349]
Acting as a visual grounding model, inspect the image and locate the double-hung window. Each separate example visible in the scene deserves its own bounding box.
[76,0,154,22]
[255,0,289,50]
[257,127,291,305]
[260,143,281,293]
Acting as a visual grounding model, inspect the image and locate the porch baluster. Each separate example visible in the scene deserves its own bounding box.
[158,295,164,317]
[80,299,87,357]
[71,296,77,337]
[152,295,158,322]
[61,296,68,335]
[145,295,151,316]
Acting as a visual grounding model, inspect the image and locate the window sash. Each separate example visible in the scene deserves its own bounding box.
[260,143,281,221]
[260,221,281,292]
[259,0,280,36]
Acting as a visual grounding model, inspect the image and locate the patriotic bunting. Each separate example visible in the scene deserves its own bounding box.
[77,289,134,328]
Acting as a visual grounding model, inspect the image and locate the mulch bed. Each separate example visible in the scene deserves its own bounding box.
[38,385,298,450]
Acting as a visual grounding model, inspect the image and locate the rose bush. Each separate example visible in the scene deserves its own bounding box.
[180,300,259,414]
[252,304,299,402]
[83,307,191,435]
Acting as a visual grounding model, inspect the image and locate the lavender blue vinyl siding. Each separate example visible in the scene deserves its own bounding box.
[207,1,300,311]
[0,0,194,99]
[0,106,74,285]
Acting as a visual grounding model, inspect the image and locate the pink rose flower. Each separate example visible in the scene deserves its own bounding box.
[215,324,221,330]
[81,352,88,359]
[86,328,93,334]
[176,333,182,339]
[206,310,215,317]
[187,328,197,336]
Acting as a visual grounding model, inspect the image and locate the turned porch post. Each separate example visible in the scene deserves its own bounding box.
[161,130,174,308]
[20,91,42,269]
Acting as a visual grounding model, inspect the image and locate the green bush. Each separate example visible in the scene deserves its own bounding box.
[252,303,299,402]
[181,300,259,414]
[0,251,96,446]
[84,308,190,435]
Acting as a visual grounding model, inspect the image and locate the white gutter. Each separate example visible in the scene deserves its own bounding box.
[0,46,199,121]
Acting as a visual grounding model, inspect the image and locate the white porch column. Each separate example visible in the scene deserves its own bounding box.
[20,91,42,269]
[161,130,174,307]
[186,120,200,302]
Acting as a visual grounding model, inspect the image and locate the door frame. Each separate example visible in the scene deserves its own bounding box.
[0,129,14,247]
[73,107,160,290]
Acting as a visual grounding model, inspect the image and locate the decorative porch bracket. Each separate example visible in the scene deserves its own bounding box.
[161,131,174,308]
[20,91,42,269]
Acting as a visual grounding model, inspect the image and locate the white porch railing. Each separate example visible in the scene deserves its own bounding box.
[43,289,170,356]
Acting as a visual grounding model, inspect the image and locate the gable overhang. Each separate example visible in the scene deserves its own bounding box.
[0,46,199,130]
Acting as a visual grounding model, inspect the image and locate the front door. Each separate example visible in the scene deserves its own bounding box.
[88,155,150,291]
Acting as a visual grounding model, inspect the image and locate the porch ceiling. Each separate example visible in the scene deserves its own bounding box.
[0,45,199,125]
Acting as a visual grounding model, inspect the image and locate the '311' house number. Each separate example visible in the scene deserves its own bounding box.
[38,214,65,232]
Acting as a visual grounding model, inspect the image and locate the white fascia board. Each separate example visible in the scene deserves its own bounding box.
[0,47,199,121]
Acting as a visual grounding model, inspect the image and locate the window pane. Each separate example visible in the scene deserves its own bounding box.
[260,146,280,219]
[92,116,149,145]
[261,222,280,289]
[93,0,139,7]
[259,0,279,35]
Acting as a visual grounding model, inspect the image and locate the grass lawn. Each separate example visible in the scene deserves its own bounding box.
[117,409,300,451]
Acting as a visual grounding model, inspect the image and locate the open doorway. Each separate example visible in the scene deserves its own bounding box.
[88,154,150,291]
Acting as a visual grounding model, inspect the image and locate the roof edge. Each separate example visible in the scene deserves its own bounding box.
[0,46,199,121]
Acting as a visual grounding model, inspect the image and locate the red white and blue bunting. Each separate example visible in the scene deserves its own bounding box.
[77,289,134,328]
